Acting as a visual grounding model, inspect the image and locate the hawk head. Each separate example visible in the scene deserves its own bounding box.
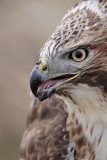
[30,0,107,103]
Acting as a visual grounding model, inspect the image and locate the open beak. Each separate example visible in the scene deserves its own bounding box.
[30,66,80,101]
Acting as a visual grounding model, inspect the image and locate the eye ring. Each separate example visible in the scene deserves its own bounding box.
[68,48,88,62]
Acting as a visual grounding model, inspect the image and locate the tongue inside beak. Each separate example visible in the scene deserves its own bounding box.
[37,79,63,101]
[36,72,80,101]
[38,79,60,90]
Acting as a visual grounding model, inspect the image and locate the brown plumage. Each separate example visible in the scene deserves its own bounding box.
[20,0,107,160]
[20,96,69,160]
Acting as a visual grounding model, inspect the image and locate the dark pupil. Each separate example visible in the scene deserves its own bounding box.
[75,51,82,58]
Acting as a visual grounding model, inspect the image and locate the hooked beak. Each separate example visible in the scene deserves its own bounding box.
[30,66,80,101]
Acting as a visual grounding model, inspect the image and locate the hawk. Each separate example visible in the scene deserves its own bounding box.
[20,0,107,159]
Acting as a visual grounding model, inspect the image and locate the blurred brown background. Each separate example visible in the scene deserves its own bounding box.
[0,0,80,160]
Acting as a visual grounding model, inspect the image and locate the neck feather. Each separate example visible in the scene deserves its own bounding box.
[57,84,107,158]
[61,84,107,126]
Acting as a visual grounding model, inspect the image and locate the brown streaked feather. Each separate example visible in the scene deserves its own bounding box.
[20,96,69,160]
[20,96,95,160]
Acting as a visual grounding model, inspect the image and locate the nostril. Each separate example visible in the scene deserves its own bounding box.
[42,66,48,71]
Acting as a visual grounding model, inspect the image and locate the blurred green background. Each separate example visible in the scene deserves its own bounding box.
[0,0,80,160]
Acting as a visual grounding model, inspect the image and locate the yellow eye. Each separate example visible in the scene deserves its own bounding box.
[68,49,88,62]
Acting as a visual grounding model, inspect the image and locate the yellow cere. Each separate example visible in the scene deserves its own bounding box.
[37,57,49,74]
